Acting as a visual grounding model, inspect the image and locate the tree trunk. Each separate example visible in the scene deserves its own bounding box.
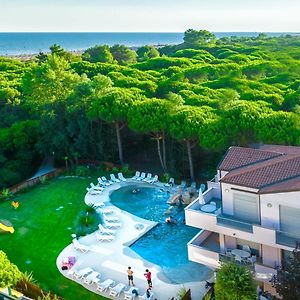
[115,122,124,165]
[156,138,166,173]
[186,140,195,181]
[162,130,167,172]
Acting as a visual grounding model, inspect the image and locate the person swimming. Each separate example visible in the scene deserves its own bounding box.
[165,216,177,224]
[132,188,140,194]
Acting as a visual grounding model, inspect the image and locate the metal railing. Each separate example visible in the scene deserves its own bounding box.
[217,214,254,233]
[276,230,300,248]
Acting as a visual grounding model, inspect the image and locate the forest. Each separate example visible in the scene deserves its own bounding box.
[1,29,300,188]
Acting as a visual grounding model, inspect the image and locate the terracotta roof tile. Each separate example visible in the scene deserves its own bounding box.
[221,155,300,189]
[218,146,283,171]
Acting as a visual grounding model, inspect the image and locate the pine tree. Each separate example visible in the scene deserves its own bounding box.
[275,244,300,300]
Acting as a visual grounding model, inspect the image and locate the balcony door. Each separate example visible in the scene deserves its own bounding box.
[233,193,259,224]
[279,205,300,235]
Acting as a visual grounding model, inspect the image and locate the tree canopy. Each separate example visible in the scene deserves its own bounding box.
[1,31,300,186]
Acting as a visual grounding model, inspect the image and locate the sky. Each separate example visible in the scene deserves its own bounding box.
[1,0,300,32]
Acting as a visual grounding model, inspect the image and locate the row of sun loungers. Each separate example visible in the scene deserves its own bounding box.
[87,171,160,195]
[68,265,153,299]
[132,171,158,184]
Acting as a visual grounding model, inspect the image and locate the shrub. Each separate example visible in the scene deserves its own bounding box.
[214,262,256,300]
[74,206,101,237]
[0,250,22,288]
[74,166,92,177]
[0,188,13,201]
[39,176,47,185]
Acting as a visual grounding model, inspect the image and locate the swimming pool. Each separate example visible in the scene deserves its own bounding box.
[110,184,213,284]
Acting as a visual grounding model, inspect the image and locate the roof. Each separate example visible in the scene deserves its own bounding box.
[218,146,283,171]
[219,145,300,194]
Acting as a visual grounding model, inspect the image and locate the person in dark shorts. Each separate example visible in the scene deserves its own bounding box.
[144,269,152,288]
[127,266,134,286]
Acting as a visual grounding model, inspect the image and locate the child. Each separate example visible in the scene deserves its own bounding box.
[144,269,152,288]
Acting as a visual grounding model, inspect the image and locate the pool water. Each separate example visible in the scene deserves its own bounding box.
[110,185,213,284]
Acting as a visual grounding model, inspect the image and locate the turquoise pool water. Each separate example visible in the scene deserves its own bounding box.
[110,184,213,284]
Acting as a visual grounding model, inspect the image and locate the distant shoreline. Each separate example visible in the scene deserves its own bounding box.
[1,31,299,59]
[1,44,170,60]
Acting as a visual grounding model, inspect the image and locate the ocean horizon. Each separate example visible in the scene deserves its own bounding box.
[0,32,298,56]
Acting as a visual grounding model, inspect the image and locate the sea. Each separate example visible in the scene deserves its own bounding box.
[0,32,298,56]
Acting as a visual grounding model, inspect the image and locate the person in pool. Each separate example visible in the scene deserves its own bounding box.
[132,188,140,194]
[165,216,177,224]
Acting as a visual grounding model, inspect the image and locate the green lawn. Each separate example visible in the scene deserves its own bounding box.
[0,176,107,300]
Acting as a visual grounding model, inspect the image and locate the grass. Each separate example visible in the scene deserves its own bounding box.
[0,176,108,300]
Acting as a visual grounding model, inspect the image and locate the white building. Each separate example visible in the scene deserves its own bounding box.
[185,145,300,295]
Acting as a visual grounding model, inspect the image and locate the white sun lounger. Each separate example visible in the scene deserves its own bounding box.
[90,183,104,191]
[99,207,115,214]
[96,232,115,242]
[72,239,90,253]
[74,267,93,280]
[98,177,110,187]
[86,187,102,195]
[84,271,101,285]
[103,219,122,228]
[110,174,120,183]
[118,173,127,181]
[103,214,120,222]
[149,175,158,184]
[137,172,146,181]
[101,176,113,185]
[164,177,175,187]
[144,173,152,182]
[124,287,139,299]
[178,180,186,189]
[109,283,126,297]
[132,171,140,180]
[97,279,115,292]
[191,181,197,189]
[93,202,105,208]
[98,224,117,235]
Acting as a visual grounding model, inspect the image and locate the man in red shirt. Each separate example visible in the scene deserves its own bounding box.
[144,269,152,288]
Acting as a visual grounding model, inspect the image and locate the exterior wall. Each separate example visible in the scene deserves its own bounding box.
[219,234,225,252]
[224,235,237,249]
[221,182,259,215]
[262,244,281,268]
[187,231,220,269]
[260,190,300,231]
[219,170,228,179]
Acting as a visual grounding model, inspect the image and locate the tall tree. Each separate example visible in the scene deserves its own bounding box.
[168,105,216,180]
[128,98,173,172]
[214,262,257,300]
[22,55,81,159]
[110,44,137,65]
[275,246,300,300]
[88,87,143,165]
[137,45,160,61]
[183,29,216,47]
[82,45,115,63]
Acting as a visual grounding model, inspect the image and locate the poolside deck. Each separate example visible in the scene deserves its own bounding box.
[57,179,213,299]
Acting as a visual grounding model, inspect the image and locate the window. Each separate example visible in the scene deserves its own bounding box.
[233,193,259,223]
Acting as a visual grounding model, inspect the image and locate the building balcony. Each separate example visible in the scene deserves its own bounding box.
[276,230,300,248]
[216,214,254,233]
[187,230,221,269]
[188,230,278,284]
[254,263,277,284]
[185,189,294,251]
